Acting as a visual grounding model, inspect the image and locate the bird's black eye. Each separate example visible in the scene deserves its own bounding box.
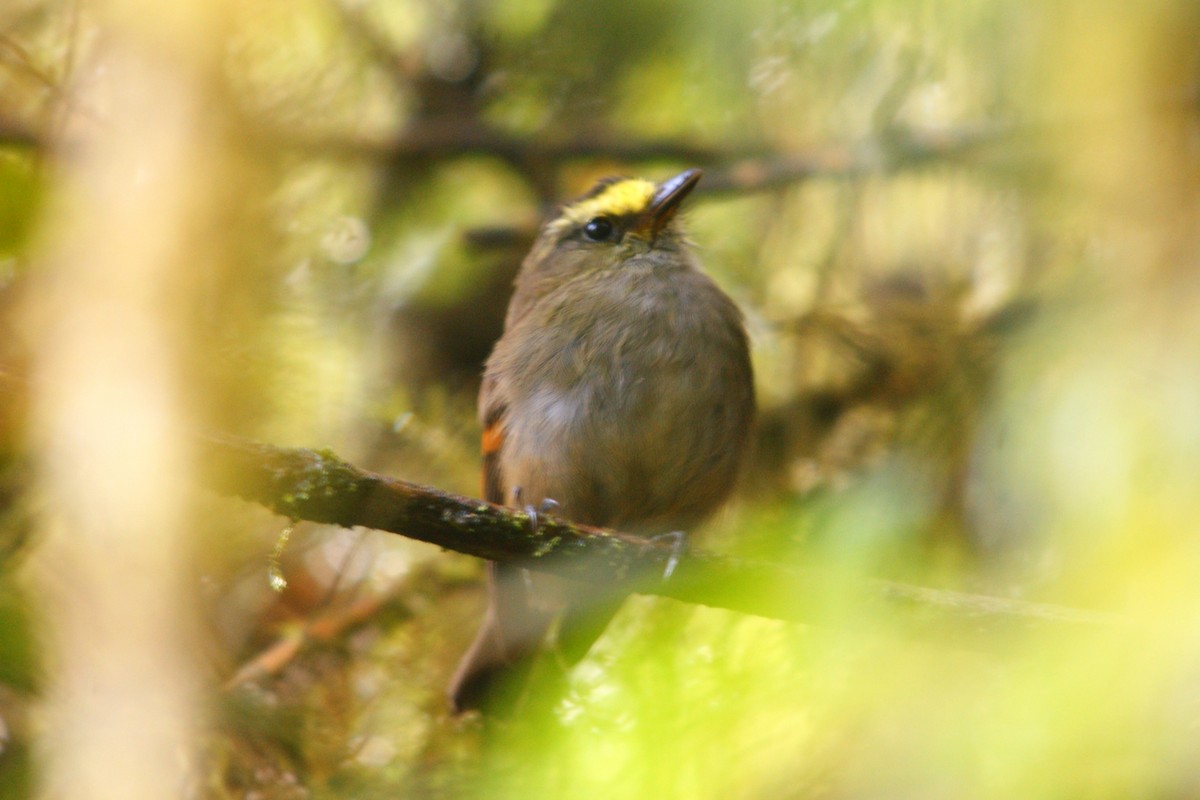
[583,216,615,242]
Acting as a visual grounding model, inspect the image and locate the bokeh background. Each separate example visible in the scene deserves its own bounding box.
[1,0,1199,797]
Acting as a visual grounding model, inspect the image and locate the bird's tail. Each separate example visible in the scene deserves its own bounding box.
[448,562,553,715]
[448,563,623,715]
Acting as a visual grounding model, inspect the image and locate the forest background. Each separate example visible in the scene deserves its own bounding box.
[0,0,1198,797]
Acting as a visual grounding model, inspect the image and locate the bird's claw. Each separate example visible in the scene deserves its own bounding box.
[512,487,562,534]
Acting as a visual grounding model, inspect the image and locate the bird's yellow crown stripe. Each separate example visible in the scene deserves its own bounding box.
[560,178,656,224]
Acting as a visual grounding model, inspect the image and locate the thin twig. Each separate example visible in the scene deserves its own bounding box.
[224,592,390,689]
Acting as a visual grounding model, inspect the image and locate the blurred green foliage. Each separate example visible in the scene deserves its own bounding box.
[0,153,36,262]
[2,0,1200,797]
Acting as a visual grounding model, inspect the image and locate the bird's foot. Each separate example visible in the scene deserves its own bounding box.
[511,487,562,534]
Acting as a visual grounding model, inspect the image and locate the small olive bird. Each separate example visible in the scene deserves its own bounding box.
[448,169,755,714]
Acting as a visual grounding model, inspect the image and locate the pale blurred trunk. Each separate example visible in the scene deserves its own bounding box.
[27,2,233,798]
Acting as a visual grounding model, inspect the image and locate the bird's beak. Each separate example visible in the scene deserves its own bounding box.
[637,168,702,241]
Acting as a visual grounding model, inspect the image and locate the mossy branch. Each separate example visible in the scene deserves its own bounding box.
[200,434,1118,636]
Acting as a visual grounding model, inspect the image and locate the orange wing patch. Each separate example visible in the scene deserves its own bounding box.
[482,422,505,456]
